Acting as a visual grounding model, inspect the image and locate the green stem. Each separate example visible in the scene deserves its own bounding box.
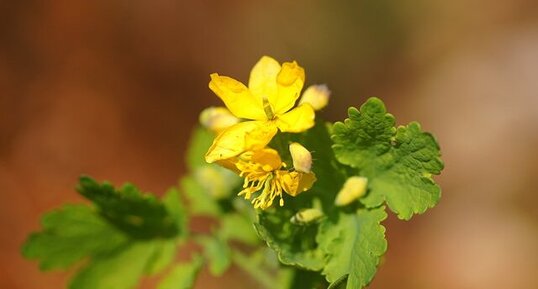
[231,250,274,289]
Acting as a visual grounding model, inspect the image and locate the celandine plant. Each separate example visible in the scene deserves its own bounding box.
[22,56,444,289]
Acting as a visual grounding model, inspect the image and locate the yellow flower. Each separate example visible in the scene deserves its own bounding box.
[227,148,316,210]
[205,56,315,163]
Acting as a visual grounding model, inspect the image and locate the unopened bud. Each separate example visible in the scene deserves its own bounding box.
[299,84,330,111]
[335,176,368,206]
[199,106,239,132]
[289,142,312,173]
[290,208,324,225]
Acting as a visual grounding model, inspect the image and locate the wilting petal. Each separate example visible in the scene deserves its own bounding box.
[209,73,266,120]
[279,171,316,197]
[298,84,330,111]
[248,56,280,100]
[269,61,305,115]
[275,103,315,133]
[199,106,240,133]
[205,121,277,163]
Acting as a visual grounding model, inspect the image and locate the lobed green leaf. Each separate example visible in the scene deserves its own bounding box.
[21,205,127,270]
[332,97,443,220]
[317,207,387,289]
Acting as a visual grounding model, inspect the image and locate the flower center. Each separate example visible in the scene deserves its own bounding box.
[262,97,275,119]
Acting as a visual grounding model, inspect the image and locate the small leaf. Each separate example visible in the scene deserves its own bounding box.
[157,255,204,289]
[69,241,157,289]
[317,207,387,289]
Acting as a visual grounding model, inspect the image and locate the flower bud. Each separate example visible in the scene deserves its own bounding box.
[195,165,239,199]
[299,84,330,111]
[289,142,312,173]
[290,208,324,225]
[199,106,239,133]
[335,176,368,206]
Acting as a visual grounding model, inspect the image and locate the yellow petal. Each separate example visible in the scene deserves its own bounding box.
[209,73,266,120]
[279,171,316,197]
[250,148,282,171]
[248,56,280,100]
[215,158,240,174]
[299,84,330,111]
[334,176,368,207]
[270,61,305,115]
[289,142,312,173]
[205,121,277,163]
[275,103,315,133]
[199,106,240,133]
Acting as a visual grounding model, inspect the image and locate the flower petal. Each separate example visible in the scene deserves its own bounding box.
[275,103,315,133]
[270,61,305,114]
[250,148,282,171]
[209,73,266,120]
[279,171,316,197]
[248,56,280,100]
[205,121,277,163]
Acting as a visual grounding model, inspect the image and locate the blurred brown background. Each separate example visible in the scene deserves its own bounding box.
[1,1,538,288]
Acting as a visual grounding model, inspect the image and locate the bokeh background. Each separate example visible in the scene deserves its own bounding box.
[1,1,538,288]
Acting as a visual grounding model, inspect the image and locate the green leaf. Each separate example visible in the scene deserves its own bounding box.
[162,187,188,237]
[144,239,178,275]
[254,209,324,271]
[332,98,396,169]
[23,177,187,289]
[317,207,387,289]
[21,205,128,270]
[77,176,180,239]
[198,236,231,276]
[218,213,259,245]
[157,255,204,289]
[332,98,444,220]
[69,241,157,289]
